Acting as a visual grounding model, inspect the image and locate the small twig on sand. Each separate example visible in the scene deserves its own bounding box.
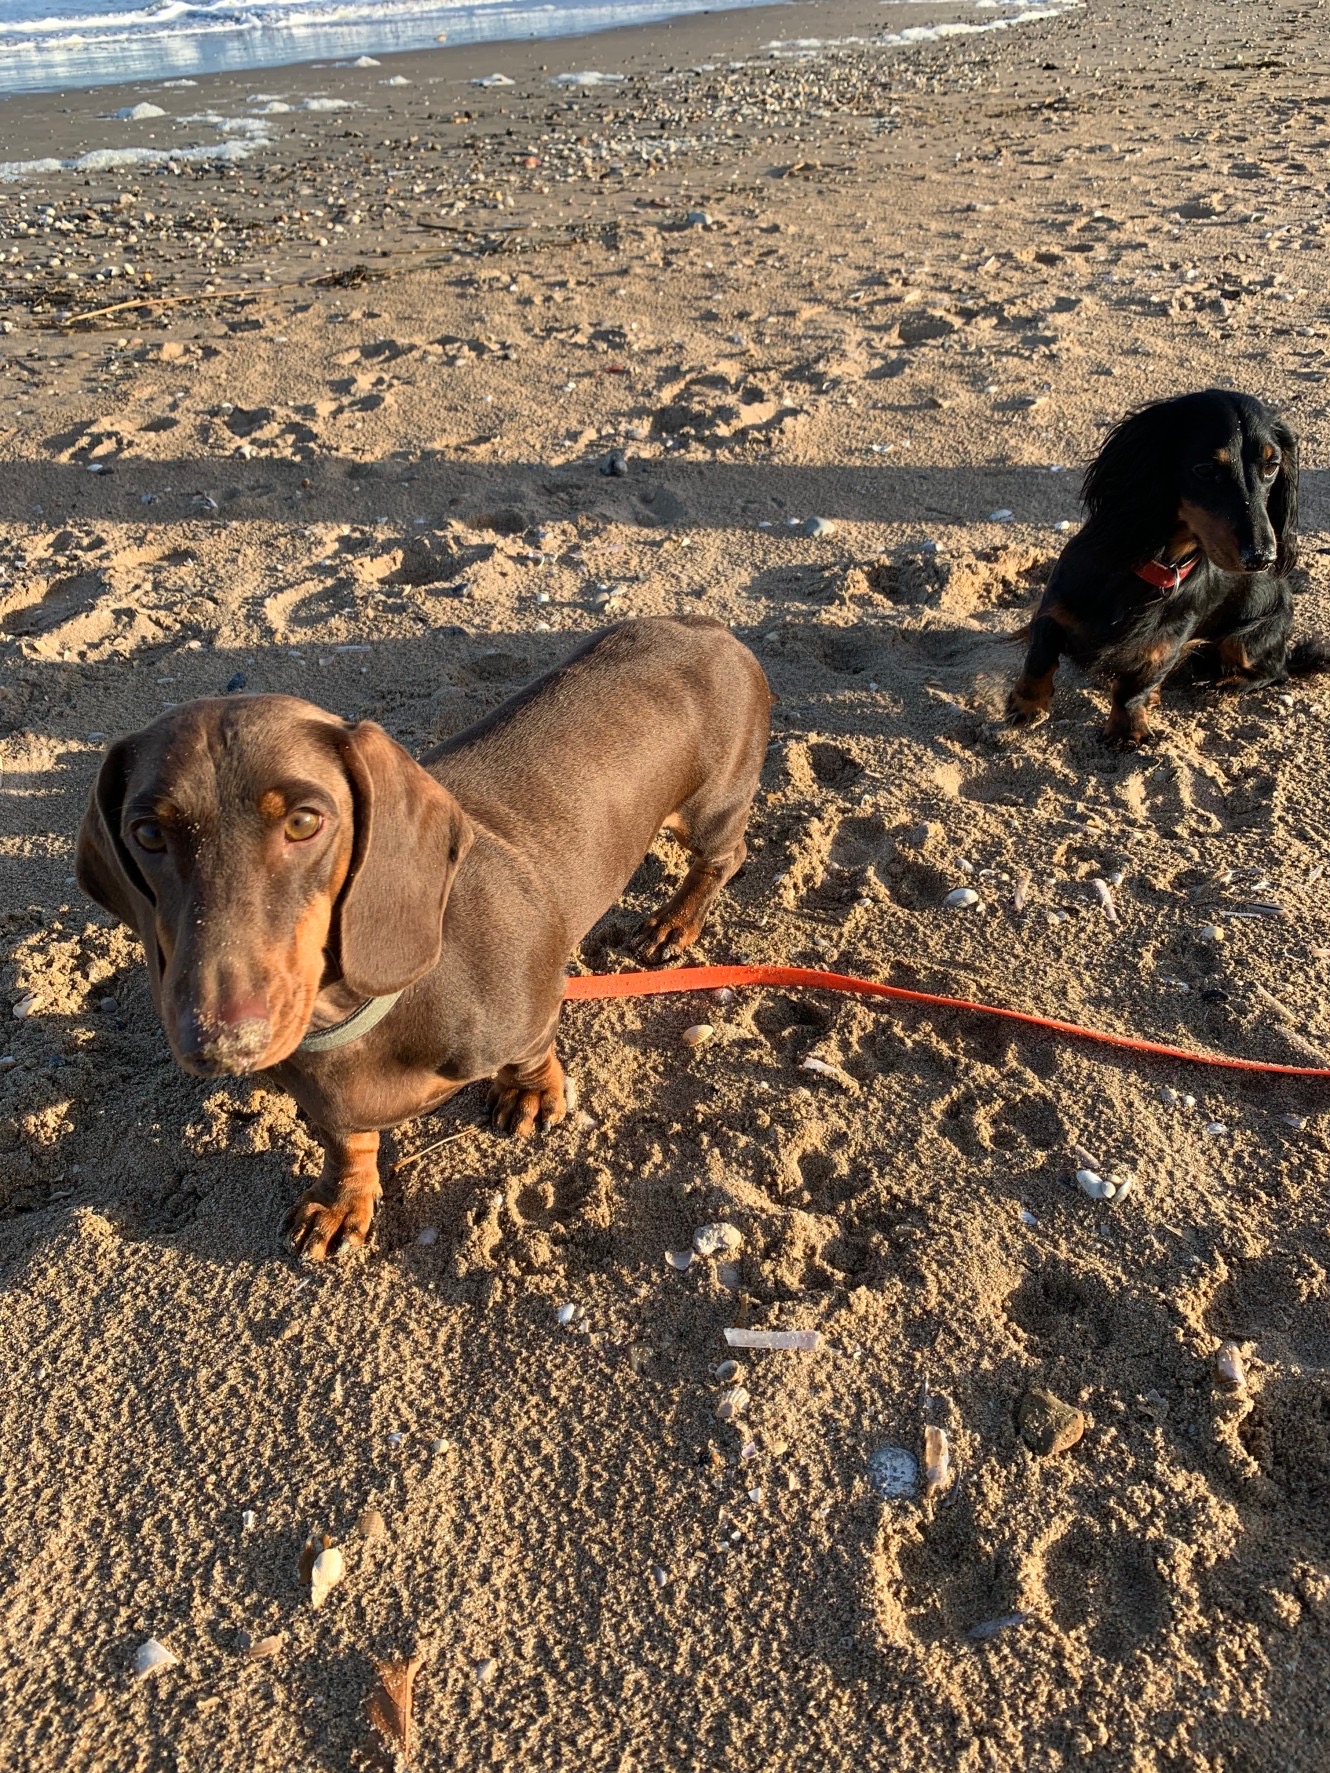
[391,1128,474,1175]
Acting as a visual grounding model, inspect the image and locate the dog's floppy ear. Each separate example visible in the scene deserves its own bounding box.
[76,736,154,931]
[335,721,475,998]
[1081,400,1183,567]
[1269,417,1299,573]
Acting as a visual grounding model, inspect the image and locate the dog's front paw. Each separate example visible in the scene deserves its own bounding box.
[283,1182,380,1261]
[488,1047,568,1137]
[635,909,698,964]
[1005,691,1050,729]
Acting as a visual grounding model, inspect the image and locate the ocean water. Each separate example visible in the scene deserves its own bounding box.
[0,0,784,96]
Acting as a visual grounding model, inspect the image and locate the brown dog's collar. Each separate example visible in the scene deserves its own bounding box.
[297,990,403,1054]
[1134,553,1200,592]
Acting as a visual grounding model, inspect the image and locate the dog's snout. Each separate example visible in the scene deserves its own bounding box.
[178,994,272,1074]
[1240,543,1276,571]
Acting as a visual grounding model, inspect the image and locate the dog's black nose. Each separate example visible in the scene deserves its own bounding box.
[1240,546,1276,571]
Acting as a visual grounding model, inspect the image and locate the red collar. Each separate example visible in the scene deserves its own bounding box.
[1134,553,1200,592]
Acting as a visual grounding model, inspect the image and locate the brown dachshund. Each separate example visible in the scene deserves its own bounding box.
[76,616,771,1261]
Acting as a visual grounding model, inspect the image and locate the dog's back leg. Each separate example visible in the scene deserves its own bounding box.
[1007,614,1067,726]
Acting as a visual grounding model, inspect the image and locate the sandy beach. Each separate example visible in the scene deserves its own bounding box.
[2,0,1330,1765]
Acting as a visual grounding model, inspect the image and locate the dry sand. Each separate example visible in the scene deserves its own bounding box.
[3,0,1330,1765]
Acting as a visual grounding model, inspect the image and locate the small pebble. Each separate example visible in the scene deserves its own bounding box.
[241,1509,256,1531]
[923,1425,953,1500]
[650,1564,668,1589]
[715,1359,742,1382]
[1199,924,1225,944]
[945,887,980,909]
[1204,1121,1228,1137]
[555,1302,577,1326]
[666,1249,693,1271]
[1018,1387,1085,1457]
[867,1444,918,1499]
[475,1658,497,1684]
[416,1226,439,1246]
[601,449,628,477]
[693,1221,742,1258]
[802,516,836,538]
[1282,1114,1308,1130]
[225,672,248,693]
[988,507,1014,521]
[1076,1169,1116,1200]
[685,209,713,227]
[1214,1342,1247,1389]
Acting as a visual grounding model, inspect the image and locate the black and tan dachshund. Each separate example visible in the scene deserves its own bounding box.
[1007,388,1327,746]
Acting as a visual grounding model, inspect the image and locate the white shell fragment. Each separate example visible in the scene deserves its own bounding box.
[1215,1341,1247,1389]
[242,1509,257,1531]
[1199,924,1225,945]
[945,887,980,909]
[666,1249,694,1271]
[867,1444,919,1499]
[715,1385,750,1422]
[1013,872,1032,912]
[309,1545,345,1610]
[800,1055,858,1091]
[555,1303,577,1326]
[1090,876,1119,924]
[723,1328,823,1352]
[693,1222,743,1259]
[1076,1168,1116,1200]
[680,1023,714,1048]
[132,1638,179,1677]
[923,1425,954,1500]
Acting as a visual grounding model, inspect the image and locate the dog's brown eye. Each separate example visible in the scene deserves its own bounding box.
[1191,462,1217,480]
[1261,459,1280,478]
[284,809,323,842]
[131,820,165,853]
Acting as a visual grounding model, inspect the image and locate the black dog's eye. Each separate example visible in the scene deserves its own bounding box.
[1190,462,1217,480]
[284,808,323,843]
[1260,458,1280,479]
[132,820,166,853]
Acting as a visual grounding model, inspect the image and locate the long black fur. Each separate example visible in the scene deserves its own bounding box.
[1007,388,1327,746]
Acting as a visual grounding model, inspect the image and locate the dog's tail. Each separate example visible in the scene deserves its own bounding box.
[1288,637,1330,676]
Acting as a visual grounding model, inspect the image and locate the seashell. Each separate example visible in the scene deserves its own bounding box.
[799,1055,858,1091]
[555,1302,577,1326]
[1013,871,1032,912]
[945,887,980,909]
[713,987,735,1005]
[1076,1169,1116,1200]
[309,1545,345,1610]
[1182,1094,1197,1110]
[475,1657,497,1684]
[563,1073,579,1113]
[357,1507,386,1542]
[866,1444,918,1499]
[12,994,41,1019]
[1019,1208,1037,1227]
[1283,1114,1308,1130]
[715,1359,742,1382]
[715,1385,750,1422]
[1090,877,1119,924]
[651,1564,669,1588]
[967,1612,1030,1641]
[681,1023,714,1048]
[666,1249,693,1271]
[1160,1087,1181,1105]
[923,1425,954,1500]
[367,1652,424,1760]
[246,1633,285,1660]
[1110,1176,1135,1200]
[1215,1341,1247,1389]
[723,1328,822,1352]
[1198,924,1224,944]
[132,1638,179,1678]
[1204,1121,1228,1137]
[241,1509,257,1531]
[1071,1142,1101,1172]
[693,1221,742,1258]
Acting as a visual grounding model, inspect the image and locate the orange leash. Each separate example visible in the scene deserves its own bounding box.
[563,962,1330,1079]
